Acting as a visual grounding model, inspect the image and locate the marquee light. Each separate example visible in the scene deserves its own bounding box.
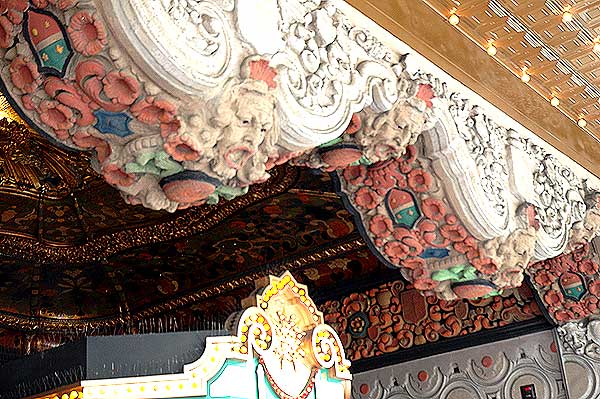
[81,272,351,399]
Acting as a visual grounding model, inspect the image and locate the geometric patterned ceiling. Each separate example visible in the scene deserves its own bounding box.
[426,0,600,140]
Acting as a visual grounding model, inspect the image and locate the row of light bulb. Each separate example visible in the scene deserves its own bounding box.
[447,8,590,130]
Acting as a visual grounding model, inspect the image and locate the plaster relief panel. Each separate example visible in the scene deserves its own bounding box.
[558,315,600,399]
[352,331,566,399]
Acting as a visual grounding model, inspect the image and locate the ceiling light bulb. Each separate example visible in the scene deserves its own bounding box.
[550,97,560,107]
[594,41,600,53]
[562,9,573,23]
[578,118,587,128]
[448,13,460,25]
[486,43,497,56]
[521,70,531,83]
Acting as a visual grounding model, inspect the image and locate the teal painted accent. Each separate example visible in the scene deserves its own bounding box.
[125,150,184,178]
[318,137,344,148]
[564,285,586,301]
[431,265,478,283]
[393,206,419,227]
[206,185,249,205]
[39,38,70,72]
[206,358,255,399]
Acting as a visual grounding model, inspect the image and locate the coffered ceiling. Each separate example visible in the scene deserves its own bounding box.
[426,0,600,138]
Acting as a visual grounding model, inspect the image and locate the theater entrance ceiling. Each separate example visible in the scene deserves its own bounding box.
[0,112,548,369]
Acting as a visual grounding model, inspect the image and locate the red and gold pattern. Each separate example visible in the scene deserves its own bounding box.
[321,279,542,361]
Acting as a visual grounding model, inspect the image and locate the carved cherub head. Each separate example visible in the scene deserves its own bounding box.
[212,79,279,180]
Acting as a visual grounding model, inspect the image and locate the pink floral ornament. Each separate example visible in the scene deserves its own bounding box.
[32,0,75,9]
[416,84,435,109]
[369,215,393,238]
[407,169,432,192]
[103,71,140,106]
[0,15,14,48]
[0,0,27,14]
[130,97,177,125]
[248,59,277,89]
[68,11,108,56]
[354,187,379,210]
[44,77,96,127]
[72,131,111,162]
[39,99,75,131]
[343,165,367,186]
[9,56,41,94]
[103,164,135,187]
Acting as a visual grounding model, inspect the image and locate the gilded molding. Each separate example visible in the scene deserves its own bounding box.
[0,164,297,263]
[0,235,364,331]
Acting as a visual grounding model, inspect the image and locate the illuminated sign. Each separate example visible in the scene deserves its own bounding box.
[82,272,351,399]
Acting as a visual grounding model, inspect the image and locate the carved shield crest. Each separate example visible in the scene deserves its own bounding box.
[385,188,421,229]
[25,10,73,76]
[559,272,587,301]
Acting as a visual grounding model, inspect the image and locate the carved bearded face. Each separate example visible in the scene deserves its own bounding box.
[214,81,277,171]
[359,102,426,163]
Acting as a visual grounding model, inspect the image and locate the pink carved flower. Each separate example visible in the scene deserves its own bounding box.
[590,280,600,296]
[68,11,107,56]
[354,187,379,210]
[164,134,202,162]
[416,84,435,108]
[345,113,361,135]
[578,259,599,275]
[554,310,574,322]
[32,0,74,9]
[0,0,26,24]
[0,15,14,48]
[413,277,437,291]
[421,198,446,221]
[343,164,367,186]
[369,214,393,238]
[411,267,438,290]
[9,56,41,93]
[103,71,140,106]
[384,241,408,261]
[131,97,177,125]
[22,94,35,110]
[407,169,432,193]
[103,164,135,187]
[439,223,468,242]
[72,131,111,162]
[248,59,277,89]
[471,256,498,275]
[160,118,181,139]
[51,0,76,9]
[584,296,599,313]
[368,167,396,195]
[402,235,423,256]
[401,257,425,270]
[566,303,588,319]
[572,243,589,261]
[39,100,75,131]
[544,290,564,307]
[534,270,556,287]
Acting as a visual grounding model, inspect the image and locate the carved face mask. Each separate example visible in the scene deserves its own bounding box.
[217,89,275,170]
